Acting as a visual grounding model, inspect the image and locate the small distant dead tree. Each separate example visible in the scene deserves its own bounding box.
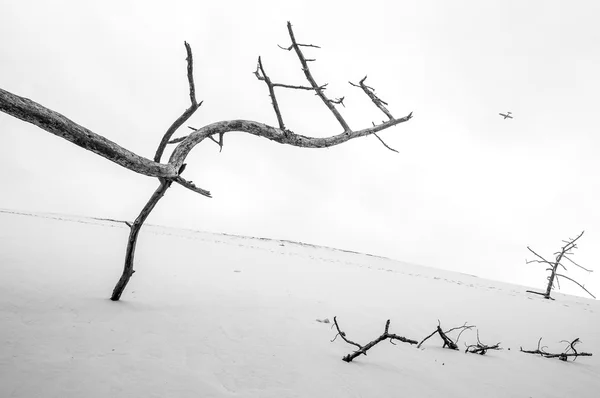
[0,22,413,301]
[417,321,475,350]
[520,337,592,361]
[526,231,595,300]
[464,330,502,355]
[331,316,418,362]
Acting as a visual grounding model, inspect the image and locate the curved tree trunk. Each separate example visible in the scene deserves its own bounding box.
[111,179,172,300]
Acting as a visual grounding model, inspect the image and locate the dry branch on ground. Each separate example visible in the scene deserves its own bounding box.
[464,330,502,355]
[520,337,592,361]
[332,316,418,363]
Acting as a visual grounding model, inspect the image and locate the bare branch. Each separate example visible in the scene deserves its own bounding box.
[350,76,394,120]
[168,116,413,171]
[154,41,203,163]
[526,247,553,265]
[256,56,286,130]
[272,82,327,90]
[465,330,502,355]
[520,337,549,356]
[174,176,212,198]
[373,132,399,153]
[560,231,584,253]
[0,88,178,178]
[332,317,417,362]
[329,97,345,107]
[521,337,592,361]
[332,316,363,351]
[168,136,187,144]
[285,21,351,132]
[555,274,596,298]
[278,43,321,51]
[417,329,438,349]
[206,132,224,152]
[562,254,594,272]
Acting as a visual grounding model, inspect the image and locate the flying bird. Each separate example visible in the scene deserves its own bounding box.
[499,111,513,119]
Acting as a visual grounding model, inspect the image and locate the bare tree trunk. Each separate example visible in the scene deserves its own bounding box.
[110,179,172,301]
[544,252,563,299]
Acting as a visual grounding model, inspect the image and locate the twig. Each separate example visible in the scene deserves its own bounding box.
[350,76,394,120]
[526,247,553,265]
[562,254,594,273]
[332,316,363,351]
[278,43,321,50]
[168,136,187,144]
[174,176,211,198]
[373,132,399,153]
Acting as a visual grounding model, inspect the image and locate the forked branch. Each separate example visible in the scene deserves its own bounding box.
[332,316,418,363]
[154,41,203,163]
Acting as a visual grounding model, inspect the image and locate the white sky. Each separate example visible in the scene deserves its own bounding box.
[1,0,599,297]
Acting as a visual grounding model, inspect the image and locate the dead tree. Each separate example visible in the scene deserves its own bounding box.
[417,321,475,350]
[331,316,418,362]
[525,231,595,300]
[0,22,413,301]
[464,330,502,355]
[520,337,593,361]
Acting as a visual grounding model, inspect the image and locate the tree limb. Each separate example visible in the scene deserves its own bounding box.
[0,88,178,178]
[154,41,202,163]
[373,132,399,153]
[284,21,351,132]
[555,273,596,299]
[562,254,594,273]
[174,176,211,198]
[168,116,412,171]
[526,247,553,265]
[256,56,286,130]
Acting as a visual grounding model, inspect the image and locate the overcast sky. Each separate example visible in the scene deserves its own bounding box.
[1,0,599,297]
